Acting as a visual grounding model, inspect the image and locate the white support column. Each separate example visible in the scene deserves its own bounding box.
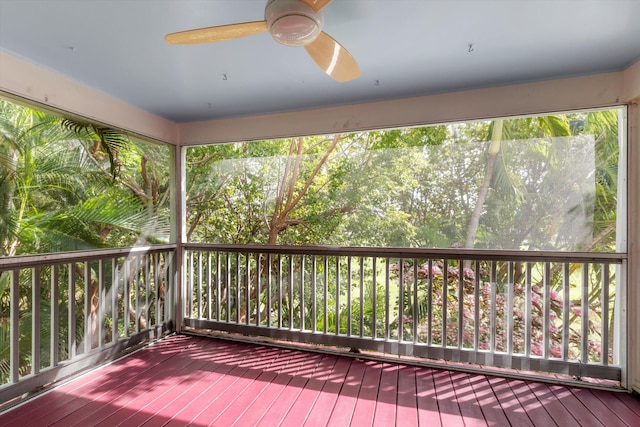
[627,100,640,393]
[169,142,185,332]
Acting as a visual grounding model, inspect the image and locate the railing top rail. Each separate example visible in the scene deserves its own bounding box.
[0,244,176,269]
[183,243,625,264]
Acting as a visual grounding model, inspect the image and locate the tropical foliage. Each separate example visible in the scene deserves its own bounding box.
[0,99,172,383]
[0,96,623,383]
[185,108,622,366]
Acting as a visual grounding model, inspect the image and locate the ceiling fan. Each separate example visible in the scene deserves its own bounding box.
[165,0,360,82]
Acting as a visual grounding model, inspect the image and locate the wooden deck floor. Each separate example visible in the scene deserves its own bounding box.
[1,334,639,426]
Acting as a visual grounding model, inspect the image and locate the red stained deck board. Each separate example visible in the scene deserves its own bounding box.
[591,388,640,426]
[415,367,443,427]
[2,334,640,427]
[448,371,487,427]
[162,345,283,426]
[505,379,558,427]
[350,361,384,426]
[325,359,367,425]
[303,357,353,427]
[467,373,510,426]
[548,384,606,427]
[613,391,640,417]
[254,352,329,427]
[431,369,465,427]
[525,381,581,427]
[206,356,288,425]
[48,337,215,426]
[187,357,277,425]
[230,353,327,426]
[246,355,321,426]
[372,363,399,427]
[276,355,338,426]
[208,350,309,425]
[486,375,534,426]
[396,365,419,427]
[94,340,246,426]
[2,335,198,426]
[569,387,628,427]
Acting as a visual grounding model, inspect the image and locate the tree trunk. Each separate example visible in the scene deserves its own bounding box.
[464,120,504,250]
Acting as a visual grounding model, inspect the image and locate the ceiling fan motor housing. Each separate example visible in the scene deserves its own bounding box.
[265,0,324,47]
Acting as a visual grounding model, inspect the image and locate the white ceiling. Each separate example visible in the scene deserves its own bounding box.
[1,0,639,123]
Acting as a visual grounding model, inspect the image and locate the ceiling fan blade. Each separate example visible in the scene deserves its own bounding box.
[304,31,360,82]
[165,21,267,45]
[300,0,333,12]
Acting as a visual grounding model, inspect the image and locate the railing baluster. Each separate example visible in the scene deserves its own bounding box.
[145,255,150,330]
[98,259,104,347]
[385,258,390,342]
[300,255,305,331]
[51,265,60,366]
[124,258,131,338]
[347,256,352,336]
[458,260,463,349]
[215,251,221,321]
[413,259,419,345]
[85,261,91,353]
[235,253,241,324]
[473,260,480,351]
[562,263,570,360]
[10,269,19,383]
[524,262,532,357]
[581,263,589,364]
[135,256,141,334]
[112,259,118,342]
[32,266,41,374]
[289,255,294,330]
[427,259,433,346]
[372,257,377,340]
[489,261,496,354]
[267,253,272,327]
[601,263,610,365]
[277,254,282,329]
[69,262,76,358]
[246,253,251,326]
[360,257,365,338]
[203,251,213,320]
[154,254,161,327]
[256,253,261,327]
[225,253,231,322]
[323,256,328,334]
[442,260,448,347]
[543,262,551,359]
[197,251,203,319]
[187,251,193,318]
[398,258,404,342]
[335,256,340,335]
[312,255,317,333]
[507,261,514,355]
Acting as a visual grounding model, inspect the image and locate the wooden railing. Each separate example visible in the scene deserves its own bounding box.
[183,244,625,382]
[0,242,626,404]
[0,245,176,403]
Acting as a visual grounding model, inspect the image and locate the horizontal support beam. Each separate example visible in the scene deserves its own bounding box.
[183,243,625,264]
[0,245,176,269]
[178,71,633,145]
[0,52,178,145]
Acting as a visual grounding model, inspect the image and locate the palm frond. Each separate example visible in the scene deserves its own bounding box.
[60,119,131,178]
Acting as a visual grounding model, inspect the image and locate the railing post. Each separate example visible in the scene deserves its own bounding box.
[10,269,19,384]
